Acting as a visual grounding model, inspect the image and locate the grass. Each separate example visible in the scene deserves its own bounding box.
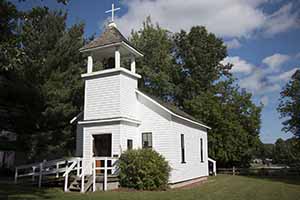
[1,175,300,200]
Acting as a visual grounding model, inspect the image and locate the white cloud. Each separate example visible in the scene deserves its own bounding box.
[240,69,281,94]
[237,53,297,94]
[268,68,299,82]
[113,0,299,38]
[222,56,254,74]
[260,95,269,106]
[262,3,300,36]
[225,39,242,49]
[221,53,296,94]
[262,53,290,70]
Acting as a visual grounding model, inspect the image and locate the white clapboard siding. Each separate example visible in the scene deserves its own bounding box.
[120,73,138,119]
[136,92,208,184]
[136,94,175,167]
[84,74,121,120]
[169,117,208,183]
[84,71,139,121]
[120,121,140,151]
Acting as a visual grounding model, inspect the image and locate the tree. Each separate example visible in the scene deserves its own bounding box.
[130,17,176,100]
[273,138,300,167]
[173,26,231,104]
[0,5,86,161]
[0,0,22,72]
[16,7,86,161]
[130,19,261,167]
[278,69,300,138]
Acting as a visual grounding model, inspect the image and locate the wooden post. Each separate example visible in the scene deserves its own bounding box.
[38,163,43,188]
[81,166,85,193]
[115,48,120,68]
[130,55,136,73]
[92,159,96,192]
[56,163,59,178]
[214,161,217,176]
[87,56,93,73]
[77,159,80,176]
[104,157,107,191]
[64,160,69,192]
[14,167,18,184]
[233,166,235,176]
[64,172,69,192]
[32,166,36,181]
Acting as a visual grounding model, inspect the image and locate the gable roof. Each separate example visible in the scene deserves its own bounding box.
[79,26,141,55]
[136,90,211,130]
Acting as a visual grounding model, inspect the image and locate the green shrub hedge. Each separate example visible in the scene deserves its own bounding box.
[118,148,171,190]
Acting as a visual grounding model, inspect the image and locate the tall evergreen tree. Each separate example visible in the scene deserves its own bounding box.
[15,7,85,161]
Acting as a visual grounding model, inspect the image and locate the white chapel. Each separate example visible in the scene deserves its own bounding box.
[73,5,213,187]
[14,4,216,192]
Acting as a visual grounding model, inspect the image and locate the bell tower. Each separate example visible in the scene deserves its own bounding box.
[79,7,143,122]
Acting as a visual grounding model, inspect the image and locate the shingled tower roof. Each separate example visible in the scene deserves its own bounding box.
[79,25,140,54]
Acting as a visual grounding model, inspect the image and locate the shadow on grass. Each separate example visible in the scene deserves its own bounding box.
[0,182,60,200]
[242,175,300,186]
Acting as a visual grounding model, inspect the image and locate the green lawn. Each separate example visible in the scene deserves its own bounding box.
[1,175,300,200]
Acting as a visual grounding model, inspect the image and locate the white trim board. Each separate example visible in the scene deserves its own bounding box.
[78,117,141,125]
[81,67,141,79]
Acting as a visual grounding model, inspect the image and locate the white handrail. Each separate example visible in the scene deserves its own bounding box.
[63,161,77,177]
[15,157,81,185]
[63,158,82,192]
[92,157,118,191]
[15,156,118,192]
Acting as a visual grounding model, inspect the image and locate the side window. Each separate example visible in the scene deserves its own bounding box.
[127,139,133,150]
[200,138,204,162]
[181,134,186,163]
[142,132,152,148]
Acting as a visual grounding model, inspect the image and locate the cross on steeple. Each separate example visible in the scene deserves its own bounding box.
[105,3,120,22]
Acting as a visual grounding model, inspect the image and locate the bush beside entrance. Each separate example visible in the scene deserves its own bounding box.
[118,148,170,190]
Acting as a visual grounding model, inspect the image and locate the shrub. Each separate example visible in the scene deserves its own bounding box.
[118,148,171,190]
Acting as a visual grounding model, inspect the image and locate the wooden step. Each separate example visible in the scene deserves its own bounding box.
[68,175,93,193]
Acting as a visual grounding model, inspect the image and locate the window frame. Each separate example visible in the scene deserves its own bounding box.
[200,138,204,163]
[142,132,152,149]
[127,139,133,150]
[181,134,186,163]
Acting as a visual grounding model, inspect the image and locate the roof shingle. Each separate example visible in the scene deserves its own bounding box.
[80,26,132,52]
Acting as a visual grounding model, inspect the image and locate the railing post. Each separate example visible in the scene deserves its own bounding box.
[14,167,18,184]
[77,159,80,176]
[38,162,43,188]
[64,171,69,192]
[93,158,96,192]
[64,160,69,192]
[56,163,59,178]
[81,163,85,193]
[104,157,107,191]
[32,166,36,181]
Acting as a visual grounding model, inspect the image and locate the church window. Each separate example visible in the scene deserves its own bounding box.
[142,132,152,148]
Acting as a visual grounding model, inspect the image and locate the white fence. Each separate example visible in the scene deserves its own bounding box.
[14,157,118,192]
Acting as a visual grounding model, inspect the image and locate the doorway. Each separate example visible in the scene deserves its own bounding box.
[93,134,112,157]
[93,134,112,175]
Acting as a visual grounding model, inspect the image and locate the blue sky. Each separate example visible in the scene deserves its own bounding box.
[13,0,300,143]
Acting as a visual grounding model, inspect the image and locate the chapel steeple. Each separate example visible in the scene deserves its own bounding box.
[79,4,143,74]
